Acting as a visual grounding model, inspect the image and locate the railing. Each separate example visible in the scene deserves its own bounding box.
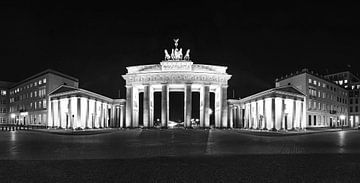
[0,124,48,131]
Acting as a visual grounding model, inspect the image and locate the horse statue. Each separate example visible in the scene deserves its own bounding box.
[184,49,190,60]
[164,49,171,60]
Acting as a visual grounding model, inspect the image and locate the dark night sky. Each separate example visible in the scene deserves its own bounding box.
[1,1,360,99]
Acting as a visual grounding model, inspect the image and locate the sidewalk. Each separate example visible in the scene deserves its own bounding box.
[234,127,357,137]
[29,128,121,135]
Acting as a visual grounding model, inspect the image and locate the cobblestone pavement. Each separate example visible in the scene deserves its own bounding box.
[0,128,359,160]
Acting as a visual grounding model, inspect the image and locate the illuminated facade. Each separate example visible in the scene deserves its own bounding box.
[7,69,79,125]
[47,85,125,129]
[325,71,360,127]
[276,69,349,128]
[228,86,306,130]
[122,39,232,128]
[0,81,13,123]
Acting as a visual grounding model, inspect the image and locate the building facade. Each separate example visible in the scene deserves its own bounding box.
[276,69,348,128]
[325,71,360,127]
[7,69,79,125]
[0,81,14,123]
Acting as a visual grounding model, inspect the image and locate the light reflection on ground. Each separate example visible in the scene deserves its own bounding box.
[0,129,359,160]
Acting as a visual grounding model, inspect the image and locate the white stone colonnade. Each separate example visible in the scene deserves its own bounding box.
[228,87,306,131]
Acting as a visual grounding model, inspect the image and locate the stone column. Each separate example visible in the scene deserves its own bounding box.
[300,101,304,129]
[85,98,90,128]
[280,98,285,130]
[249,102,253,129]
[132,87,139,128]
[143,85,150,128]
[125,85,133,128]
[221,85,228,128]
[149,86,154,127]
[58,98,62,128]
[68,98,72,129]
[215,86,221,128]
[161,84,169,128]
[51,100,55,127]
[263,99,267,130]
[77,97,81,129]
[271,97,276,131]
[184,84,192,128]
[200,85,210,128]
[292,99,296,130]
[120,104,124,128]
[93,100,97,128]
[255,101,259,129]
[229,104,234,128]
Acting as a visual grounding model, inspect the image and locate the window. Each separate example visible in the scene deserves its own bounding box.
[314,80,317,85]
[350,99,353,104]
[34,82,37,86]
[323,83,326,88]
[356,99,358,104]
[39,80,42,85]
[43,78,46,83]
[43,99,47,108]
[356,106,359,112]
[39,101,42,108]
[309,115,312,125]
[350,107,353,112]
[34,91,37,97]
[34,102,37,109]
[1,90,6,96]
[309,79,312,83]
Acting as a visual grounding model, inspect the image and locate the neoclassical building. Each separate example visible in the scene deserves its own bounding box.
[122,39,232,128]
[228,86,306,130]
[47,85,125,129]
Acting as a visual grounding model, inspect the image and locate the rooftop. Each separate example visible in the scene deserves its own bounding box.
[10,69,79,88]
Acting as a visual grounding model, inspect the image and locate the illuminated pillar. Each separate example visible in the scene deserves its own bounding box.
[125,85,133,128]
[143,85,150,128]
[93,100,97,128]
[229,104,233,128]
[68,98,72,129]
[200,85,210,128]
[300,100,304,129]
[249,102,253,129]
[292,99,296,130]
[271,97,276,131]
[149,86,154,127]
[280,98,285,130]
[58,98,61,128]
[263,99,267,130]
[77,97,81,129]
[51,100,55,127]
[255,101,259,129]
[85,98,90,128]
[132,87,139,128]
[120,104,124,128]
[221,85,228,128]
[184,84,192,128]
[215,86,221,128]
[161,84,169,128]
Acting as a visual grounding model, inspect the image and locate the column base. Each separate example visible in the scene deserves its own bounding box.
[270,128,277,131]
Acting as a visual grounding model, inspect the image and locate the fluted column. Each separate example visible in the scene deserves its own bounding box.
[149,87,154,127]
[120,104,125,128]
[280,98,285,130]
[51,100,55,127]
[143,85,150,128]
[255,101,259,129]
[221,85,228,128]
[229,104,234,128]
[215,86,221,128]
[200,85,210,128]
[161,84,169,128]
[263,99,267,130]
[271,97,276,131]
[184,84,192,128]
[58,98,62,128]
[125,85,133,128]
[300,101,304,129]
[249,102,253,129]
[85,98,90,128]
[77,97,81,129]
[292,99,296,130]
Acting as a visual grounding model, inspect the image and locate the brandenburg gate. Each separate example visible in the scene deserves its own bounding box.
[122,39,232,128]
